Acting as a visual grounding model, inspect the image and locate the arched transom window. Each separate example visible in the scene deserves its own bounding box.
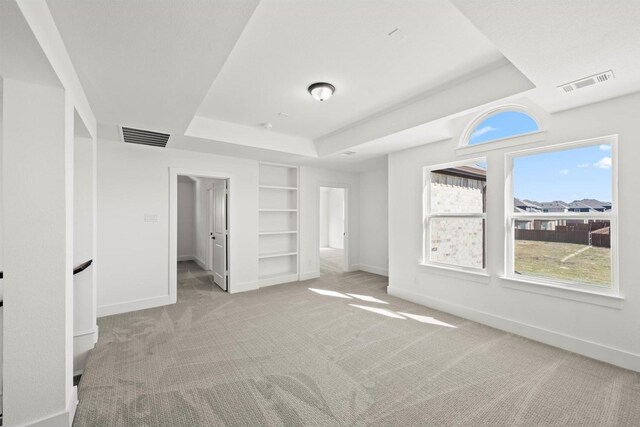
[467,110,539,146]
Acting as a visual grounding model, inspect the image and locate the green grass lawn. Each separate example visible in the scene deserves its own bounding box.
[514,240,611,287]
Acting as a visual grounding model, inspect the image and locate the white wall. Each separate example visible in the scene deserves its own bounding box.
[2,79,76,427]
[97,140,259,315]
[319,187,345,250]
[98,143,364,313]
[328,188,345,249]
[73,134,98,375]
[177,180,196,260]
[299,167,359,280]
[319,188,330,248]
[0,85,4,415]
[388,92,640,372]
[359,165,389,276]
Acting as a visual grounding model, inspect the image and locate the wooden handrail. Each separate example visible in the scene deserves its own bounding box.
[0,262,91,307]
[74,260,93,275]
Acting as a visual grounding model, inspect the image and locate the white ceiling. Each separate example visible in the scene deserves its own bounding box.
[41,0,640,171]
[0,0,60,89]
[46,0,260,132]
[452,0,640,113]
[194,0,503,141]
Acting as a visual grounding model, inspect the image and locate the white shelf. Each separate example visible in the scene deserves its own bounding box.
[258,251,298,259]
[259,185,298,191]
[259,230,297,235]
[259,162,299,286]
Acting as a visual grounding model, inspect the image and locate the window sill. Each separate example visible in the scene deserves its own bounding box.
[419,263,490,284]
[456,131,546,156]
[500,275,623,309]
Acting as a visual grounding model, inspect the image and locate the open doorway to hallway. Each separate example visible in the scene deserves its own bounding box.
[177,175,229,294]
[319,186,347,275]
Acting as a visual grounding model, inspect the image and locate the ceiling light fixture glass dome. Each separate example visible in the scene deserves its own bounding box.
[308,82,335,101]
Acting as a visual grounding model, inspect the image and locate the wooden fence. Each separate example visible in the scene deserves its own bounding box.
[515,229,610,248]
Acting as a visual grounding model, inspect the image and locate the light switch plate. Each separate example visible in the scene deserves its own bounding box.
[144,214,158,223]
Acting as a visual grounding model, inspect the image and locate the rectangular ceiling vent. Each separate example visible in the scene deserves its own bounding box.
[120,126,170,147]
[557,70,614,94]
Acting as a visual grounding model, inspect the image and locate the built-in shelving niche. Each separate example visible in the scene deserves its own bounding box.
[258,163,299,286]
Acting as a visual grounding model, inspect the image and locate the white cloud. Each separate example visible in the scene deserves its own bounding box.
[559,169,569,176]
[471,126,497,139]
[577,163,590,168]
[594,157,612,169]
[600,144,612,151]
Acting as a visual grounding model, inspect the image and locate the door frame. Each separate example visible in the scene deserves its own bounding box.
[317,183,350,273]
[170,168,233,301]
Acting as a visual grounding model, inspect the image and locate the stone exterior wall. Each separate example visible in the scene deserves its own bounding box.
[429,173,485,268]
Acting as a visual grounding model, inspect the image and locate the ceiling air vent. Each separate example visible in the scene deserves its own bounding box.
[120,126,170,147]
[557,70,614,94]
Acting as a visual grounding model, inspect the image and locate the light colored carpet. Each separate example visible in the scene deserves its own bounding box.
[73,261,640,426]
[320,247,344,274]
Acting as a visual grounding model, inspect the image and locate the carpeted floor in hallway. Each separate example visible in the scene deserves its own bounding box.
[73,261,640,426]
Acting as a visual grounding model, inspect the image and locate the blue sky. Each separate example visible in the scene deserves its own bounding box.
[513,144,612,203]
[468,111,612,203]
[469,111,538,145]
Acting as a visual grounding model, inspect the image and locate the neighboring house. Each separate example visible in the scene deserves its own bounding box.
[514,198,542,213]
[574,198,612,212]
[567,199,611,213]
[539,200,570,213]
[430,165,486,268]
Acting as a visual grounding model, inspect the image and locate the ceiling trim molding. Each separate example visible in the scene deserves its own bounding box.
[314,59,535,157]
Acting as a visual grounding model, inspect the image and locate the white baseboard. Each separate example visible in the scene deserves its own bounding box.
[356,264,389,277]
[230,281,259,294]
[299,271,320,281]
[27,386,77,427]
[73,327,98,375]
[193,256,207,271]
[388,286,640,372]
[259,273,299,288]
[177,254,195,262]
[98,294,174,317]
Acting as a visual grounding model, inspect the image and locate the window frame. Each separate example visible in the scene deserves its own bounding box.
[504,135,619,296]
[423,158,488,274]
[461,105,542,149]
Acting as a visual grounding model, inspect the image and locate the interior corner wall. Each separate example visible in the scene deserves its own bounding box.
[299,167,360,279]
[358,163,389,276]
[96,140,259,316]
[177,180,196,260]
[388,92,640,371]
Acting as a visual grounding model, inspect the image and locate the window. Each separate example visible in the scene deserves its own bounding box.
[467,110,539,146]
[506,137,617,291]
[424,160,487,271]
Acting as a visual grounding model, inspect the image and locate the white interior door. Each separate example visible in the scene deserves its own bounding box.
[213,181,227,290]
[207,187,214,272]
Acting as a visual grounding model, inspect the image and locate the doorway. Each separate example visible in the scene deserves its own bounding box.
[172,169,230,300]
[319,186,347,275]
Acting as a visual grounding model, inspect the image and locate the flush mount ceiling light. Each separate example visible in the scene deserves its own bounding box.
[308,82,335,102]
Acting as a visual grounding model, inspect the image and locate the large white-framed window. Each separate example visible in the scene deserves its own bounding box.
[505,135,618,295]
[423,158,487,273]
